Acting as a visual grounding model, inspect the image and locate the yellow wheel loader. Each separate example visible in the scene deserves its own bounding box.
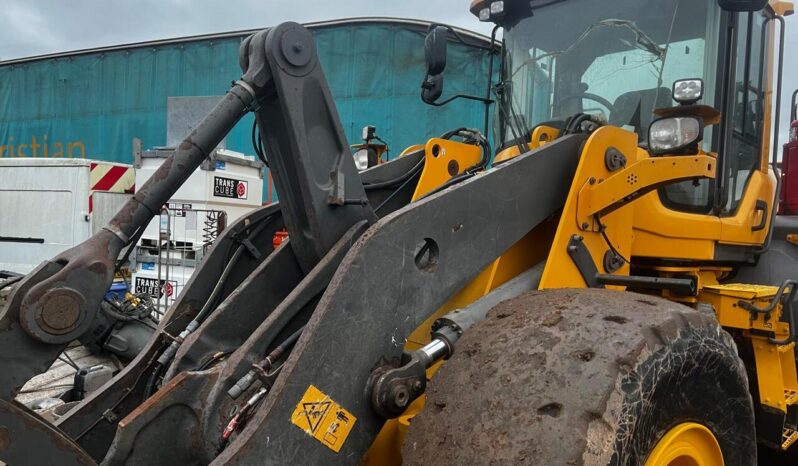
[0,0,796,465]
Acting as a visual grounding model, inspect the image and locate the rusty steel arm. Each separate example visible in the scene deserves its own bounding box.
[0,85,256,396]
[0,20,379,465]
[0,63,260,466]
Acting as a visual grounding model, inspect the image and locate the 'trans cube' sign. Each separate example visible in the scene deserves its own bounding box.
[213,176,247,199]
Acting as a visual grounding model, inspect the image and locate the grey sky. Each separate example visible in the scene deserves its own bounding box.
[0,0,795,143]
[0,0,493,59]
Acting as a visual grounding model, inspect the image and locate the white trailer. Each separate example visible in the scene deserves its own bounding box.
[0,159,134,274]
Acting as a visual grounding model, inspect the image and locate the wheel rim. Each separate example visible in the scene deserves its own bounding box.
[645,423,724,466]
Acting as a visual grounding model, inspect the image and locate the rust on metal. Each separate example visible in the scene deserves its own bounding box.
[0,399,98,465]
[38,289,83,333]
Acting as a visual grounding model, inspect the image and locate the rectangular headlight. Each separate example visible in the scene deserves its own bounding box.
[649,117,703,154]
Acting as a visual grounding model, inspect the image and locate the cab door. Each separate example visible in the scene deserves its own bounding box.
[718,9,776,245]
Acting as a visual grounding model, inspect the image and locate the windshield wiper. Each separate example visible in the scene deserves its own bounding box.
[601,19,667,60]
[511,18,666,80]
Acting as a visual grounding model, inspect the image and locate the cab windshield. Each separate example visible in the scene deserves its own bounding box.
[498,0,721,147]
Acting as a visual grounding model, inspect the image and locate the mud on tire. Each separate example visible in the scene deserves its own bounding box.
[401,288,756,466]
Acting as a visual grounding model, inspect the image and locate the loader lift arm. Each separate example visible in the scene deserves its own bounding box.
[0,51,265,466]
[0,22,585,465]
[0,21,374,465]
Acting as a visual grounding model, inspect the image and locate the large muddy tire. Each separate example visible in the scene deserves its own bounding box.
[402,289,756,466]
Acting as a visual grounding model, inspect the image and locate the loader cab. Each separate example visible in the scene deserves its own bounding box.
[479,1,721,134]
[468,0,791,256]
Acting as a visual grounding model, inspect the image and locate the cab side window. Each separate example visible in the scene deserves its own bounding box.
[724,11,767,214]
[658,11,768,215]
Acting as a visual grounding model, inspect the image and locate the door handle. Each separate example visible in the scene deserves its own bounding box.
[752,200,769,232]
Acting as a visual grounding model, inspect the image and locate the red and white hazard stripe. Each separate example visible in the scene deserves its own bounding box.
[89,162,135,213]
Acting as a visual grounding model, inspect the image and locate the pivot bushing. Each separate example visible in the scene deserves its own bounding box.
[268,22,317,77]
[20,287,86,343]
[280,26,313,68]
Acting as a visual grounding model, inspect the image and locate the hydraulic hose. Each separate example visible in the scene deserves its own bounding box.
[417,128,491,200]
[736,280,798,345]
[363,158,425,190]
[227,325,306,399]
[144,216,273,398]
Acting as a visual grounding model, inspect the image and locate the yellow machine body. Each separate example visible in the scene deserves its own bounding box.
[362,0,798,463]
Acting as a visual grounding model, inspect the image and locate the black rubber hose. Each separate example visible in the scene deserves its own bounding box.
[251,119,268,167]
[216,221,270,308]
[227,325,307,399]
[470,132,492,171]
[101,299,137,322]
[736,280,798,345]
[261,324,305,371]
[150,216,275,389]
[419,172,476,200]
[143,362,164,399]
[770,281,798,345]
[367,126,479,192]
[148,241,247,386]
[564,113,591,135]
[738,280,797,314]
[275,325,303,353]
[363,158,425,190]
[440,127,471,140]
[417,129,491,200]
[374,165,423,214]
[196,244,246,323]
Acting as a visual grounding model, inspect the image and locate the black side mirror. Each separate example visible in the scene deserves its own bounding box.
[421,26,448,104]
[419,24,494,117]
[425,26,448,76]
[717,0,768,11]
[422,74,444,105]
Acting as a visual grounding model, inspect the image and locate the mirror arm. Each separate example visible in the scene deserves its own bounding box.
[426,94,494,107]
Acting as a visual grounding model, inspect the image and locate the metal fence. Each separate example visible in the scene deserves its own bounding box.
[134,206,226,320]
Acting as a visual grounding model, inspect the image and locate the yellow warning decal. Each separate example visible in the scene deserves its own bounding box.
[290,384,356,453]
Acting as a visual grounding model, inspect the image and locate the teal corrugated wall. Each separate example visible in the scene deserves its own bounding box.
[0,23,493,201]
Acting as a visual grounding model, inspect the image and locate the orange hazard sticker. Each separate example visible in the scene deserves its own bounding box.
[290,385,356,453]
